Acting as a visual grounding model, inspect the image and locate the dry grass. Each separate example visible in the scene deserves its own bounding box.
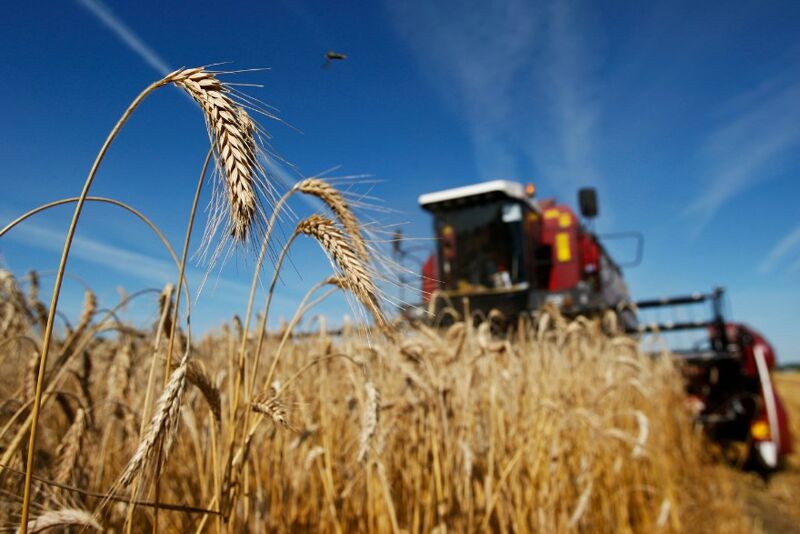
[0,66,762,533]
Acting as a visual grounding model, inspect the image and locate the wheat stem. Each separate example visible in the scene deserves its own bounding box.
[152,147,212,533]
[18,78,164,532]
[231,187,294,431]
[163,147,212,382]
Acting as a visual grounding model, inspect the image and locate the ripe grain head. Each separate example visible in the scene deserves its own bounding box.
[163,67,276,250]
[19,508,102,533]
[296,214,386,330]
[297,178,369,263]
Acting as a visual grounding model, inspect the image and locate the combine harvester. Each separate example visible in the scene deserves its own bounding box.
[405,179,792,470]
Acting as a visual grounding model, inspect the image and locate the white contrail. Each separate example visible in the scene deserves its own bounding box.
[76,0,172,75]
[758,223,800,273]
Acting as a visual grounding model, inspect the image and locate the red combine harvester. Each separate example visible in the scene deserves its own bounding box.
[406,179,792,470]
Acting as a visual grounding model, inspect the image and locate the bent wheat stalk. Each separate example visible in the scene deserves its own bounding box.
[0,197,189,309]
[234,177,371,413]
[256,215,385,410]
[15,66,264,531]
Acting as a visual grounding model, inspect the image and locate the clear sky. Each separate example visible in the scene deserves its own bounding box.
[1,1,799,361]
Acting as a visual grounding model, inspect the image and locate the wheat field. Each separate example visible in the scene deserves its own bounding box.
[0,66,754,532]
[0,282,751,532]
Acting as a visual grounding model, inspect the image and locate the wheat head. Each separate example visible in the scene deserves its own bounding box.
[18,508,102,533]
[118,363,186,488]
[296,215,386,329]
[298,178,369,262]
[53,408,86,485]
[357,381,380,463]
[164,67,260,241]
[251,395,289,428]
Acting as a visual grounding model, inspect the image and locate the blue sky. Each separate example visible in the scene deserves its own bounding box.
[1,1,799,361]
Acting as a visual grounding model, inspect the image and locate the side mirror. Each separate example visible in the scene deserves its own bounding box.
[578,188,598,219]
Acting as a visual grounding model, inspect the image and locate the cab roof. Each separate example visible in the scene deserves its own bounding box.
[418,180,539,212]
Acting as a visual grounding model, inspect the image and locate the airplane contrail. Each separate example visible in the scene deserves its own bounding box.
[76,0,171,75]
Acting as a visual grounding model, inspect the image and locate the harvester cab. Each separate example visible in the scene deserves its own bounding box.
[416,180,633,324]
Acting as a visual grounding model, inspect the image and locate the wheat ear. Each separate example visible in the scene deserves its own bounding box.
[18,508,102,533]
[26,269,39,304]
[356,381,380,463]
[59,289,95,357]
[170,356,221,422]
[26,271,47,331]
[107,342,132,417]
[53,408,86,485]
[24,352,38,402]
[118,364,186,488]
[297,215,386,329]
[164,67,260,241]
[251,395,289,429]
[298,178,369,262]
[157,283,175,338]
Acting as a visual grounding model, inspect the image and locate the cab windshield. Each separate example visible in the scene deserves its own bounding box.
[434,200,526,290]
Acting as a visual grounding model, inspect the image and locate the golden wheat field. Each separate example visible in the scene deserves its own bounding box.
[0,278,751,533]
[0,66,789,533]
